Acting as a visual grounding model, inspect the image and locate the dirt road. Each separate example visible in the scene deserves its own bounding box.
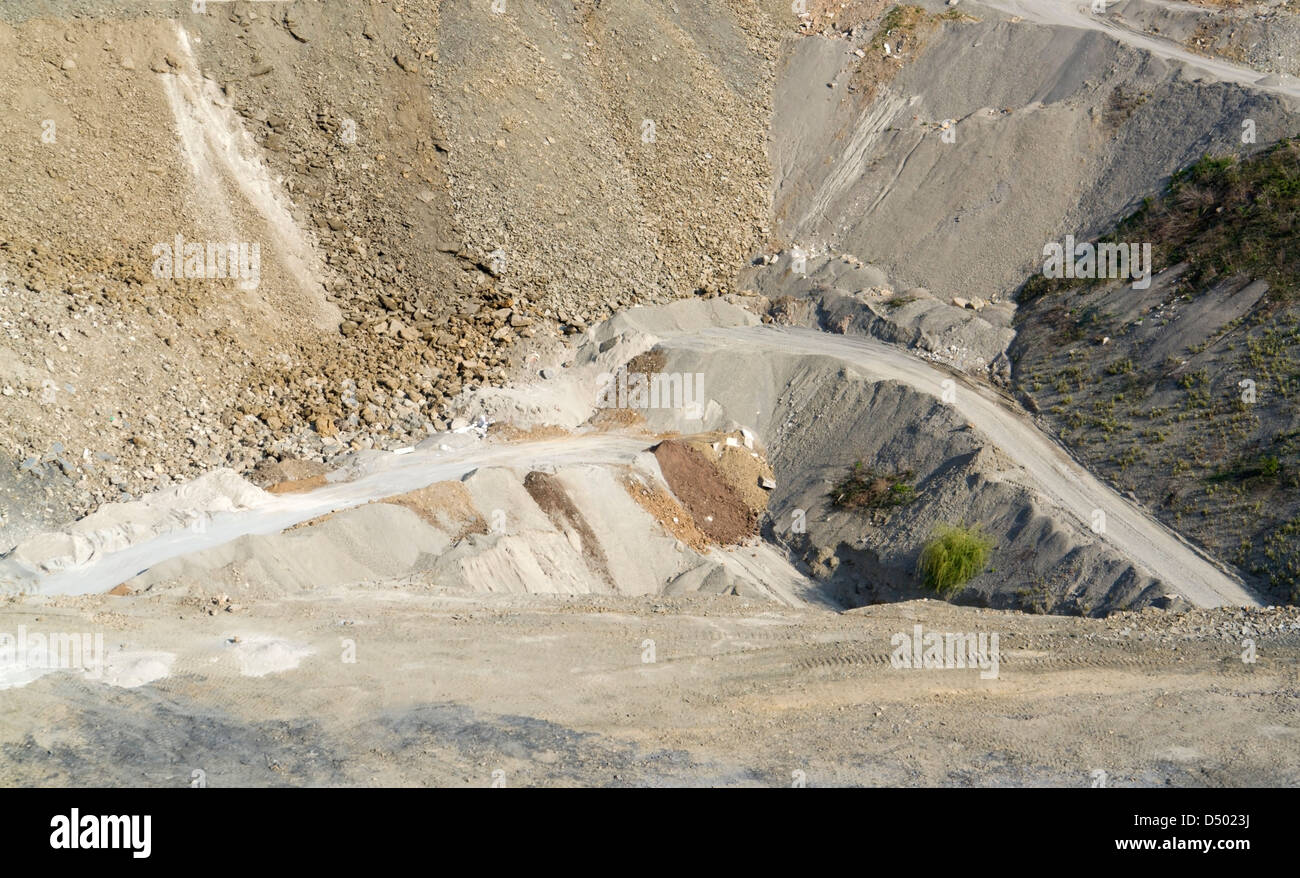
[979,0,1300,98]
[1,435,649,597]
[660,325,1262,609]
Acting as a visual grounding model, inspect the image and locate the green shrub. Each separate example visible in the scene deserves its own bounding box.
[831,462,917,511]
[918,525,992,597]
[1206,454,1284,485]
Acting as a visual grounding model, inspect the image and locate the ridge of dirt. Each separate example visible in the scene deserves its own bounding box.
[382,480,489,542]
[523,469,615,585]
[621,470,712,553]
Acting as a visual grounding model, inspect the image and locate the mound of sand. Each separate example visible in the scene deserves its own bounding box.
[1,469,270,583]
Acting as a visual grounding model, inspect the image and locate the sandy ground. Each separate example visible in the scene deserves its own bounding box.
[1,588,1297,786]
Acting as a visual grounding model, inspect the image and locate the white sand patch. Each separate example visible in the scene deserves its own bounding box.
[99,650,175,688]
[0,649,174,690]
[225,635,312,677]
[0,664,57,690]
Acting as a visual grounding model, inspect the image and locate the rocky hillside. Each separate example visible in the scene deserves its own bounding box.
[0,0,790,541]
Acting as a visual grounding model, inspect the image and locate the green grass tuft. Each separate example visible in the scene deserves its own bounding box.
[918,524,992,597]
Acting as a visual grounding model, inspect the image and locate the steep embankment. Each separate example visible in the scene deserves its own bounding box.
[1013,139,1300,604]
[770,0,1297,301]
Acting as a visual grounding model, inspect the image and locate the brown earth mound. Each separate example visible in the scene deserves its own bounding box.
[651,434,770,544]
[265,475,328,495]
[251,457,330,489]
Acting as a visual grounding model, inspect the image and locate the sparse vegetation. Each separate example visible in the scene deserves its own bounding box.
[831,462,917,510]
[1104,84,1151,129]
[852,5,969,99]
[1017,138,1300,306]
[918,524,992,597]
[1013,140,1300,601]
[869,5,932,53]
[884,294,919,310]
[1113,140,1300,301]
[1207,454,1283,485]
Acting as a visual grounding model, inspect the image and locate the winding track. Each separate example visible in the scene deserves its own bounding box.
[5,322,1263,609]
[978,0,1300,100]
[661,325,1262,609]
[3,435,649,597]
